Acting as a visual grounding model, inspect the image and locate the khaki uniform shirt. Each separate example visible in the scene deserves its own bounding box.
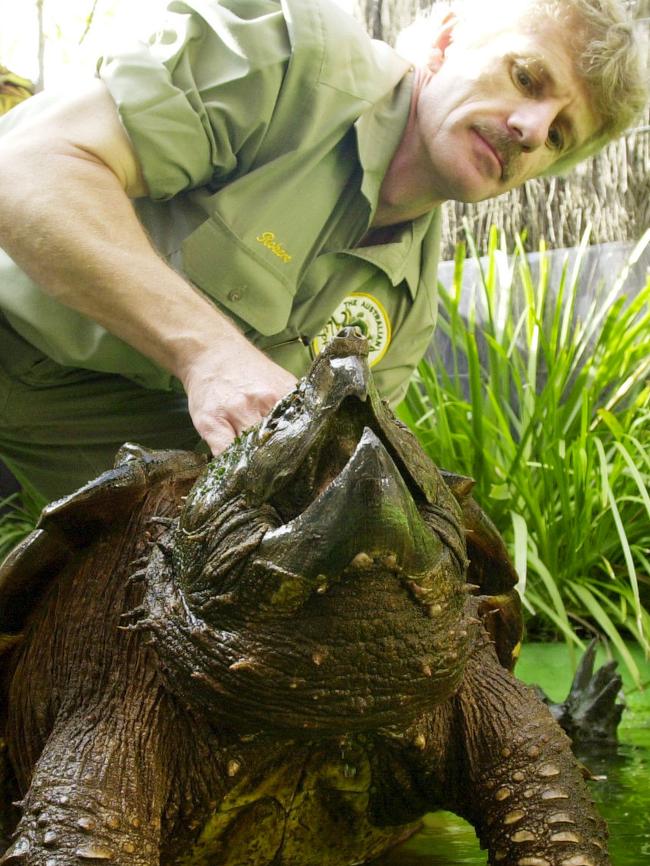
[0,0,440,406]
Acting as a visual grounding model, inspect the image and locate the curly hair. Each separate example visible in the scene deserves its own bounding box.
[542,0,648,170]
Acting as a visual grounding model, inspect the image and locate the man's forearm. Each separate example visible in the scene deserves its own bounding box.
[0,134,243,384]
[0,81,296,453]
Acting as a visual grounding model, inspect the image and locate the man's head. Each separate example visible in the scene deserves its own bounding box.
[450,0,647,168]
[390,0,647,207]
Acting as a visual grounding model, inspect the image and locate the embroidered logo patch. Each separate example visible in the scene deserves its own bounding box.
[256,231,292,263]
[311,293,392,367]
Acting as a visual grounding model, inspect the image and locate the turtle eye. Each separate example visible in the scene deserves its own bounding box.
[178,498,283,599]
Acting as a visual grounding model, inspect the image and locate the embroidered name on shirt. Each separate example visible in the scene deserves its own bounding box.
[256,231,292,263]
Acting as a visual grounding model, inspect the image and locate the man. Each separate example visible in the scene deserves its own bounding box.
[0,0,646,501]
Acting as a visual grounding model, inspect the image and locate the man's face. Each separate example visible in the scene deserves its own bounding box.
[412,17,599,203]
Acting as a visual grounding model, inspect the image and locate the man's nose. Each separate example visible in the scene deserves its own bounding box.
[507,101,557,152]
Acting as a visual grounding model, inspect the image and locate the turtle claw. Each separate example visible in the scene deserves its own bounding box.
[539,640,624,745]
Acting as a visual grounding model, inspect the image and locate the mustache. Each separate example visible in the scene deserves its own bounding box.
[472,123,521,182]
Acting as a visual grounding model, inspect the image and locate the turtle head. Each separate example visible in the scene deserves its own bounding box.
[143,330,479,734]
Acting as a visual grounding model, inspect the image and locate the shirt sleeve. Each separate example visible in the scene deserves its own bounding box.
[97,0,291,200]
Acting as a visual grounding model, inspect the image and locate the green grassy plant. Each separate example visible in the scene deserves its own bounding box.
[0,488,43,564]
[399,227,650,686]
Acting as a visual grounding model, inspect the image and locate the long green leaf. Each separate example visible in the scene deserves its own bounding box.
[400,229,650,655]
[594,437,644,638]
[571,584,642,687]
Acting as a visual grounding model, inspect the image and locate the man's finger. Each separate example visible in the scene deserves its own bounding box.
[199,415,238,457]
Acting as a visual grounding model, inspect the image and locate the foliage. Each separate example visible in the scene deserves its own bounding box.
[398,227,650,686]
[0,488,43,564]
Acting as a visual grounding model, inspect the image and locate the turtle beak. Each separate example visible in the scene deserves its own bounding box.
[176,328,464,613]
[178,329,372,531]
[253,427,444,605]
[243,330,372,499]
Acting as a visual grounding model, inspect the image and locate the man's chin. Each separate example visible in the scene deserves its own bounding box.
[450,184,502,204]
[442,165,504,204]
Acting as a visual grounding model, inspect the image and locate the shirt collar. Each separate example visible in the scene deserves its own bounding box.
[354,68,414,222]
[345,211,437,299]
[352,69,439,300]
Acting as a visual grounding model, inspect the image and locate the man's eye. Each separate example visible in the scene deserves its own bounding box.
[514,65,534,91]
[547,126,564,150]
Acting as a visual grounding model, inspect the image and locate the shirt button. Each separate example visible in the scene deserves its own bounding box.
[227,289,242,302]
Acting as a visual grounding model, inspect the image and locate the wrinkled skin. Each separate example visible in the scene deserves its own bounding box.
[0,331,609,865]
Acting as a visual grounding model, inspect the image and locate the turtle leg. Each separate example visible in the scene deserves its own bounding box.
[0,739,19,857]
[0,447,212,865]
[1,715,163,866]
[448,640,610,866]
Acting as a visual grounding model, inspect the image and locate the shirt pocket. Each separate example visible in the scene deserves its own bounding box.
[181,212,296,336]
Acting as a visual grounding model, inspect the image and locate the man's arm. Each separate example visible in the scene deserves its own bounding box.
[0,79,296,455]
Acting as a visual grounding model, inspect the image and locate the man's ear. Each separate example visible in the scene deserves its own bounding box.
[426,12,457,72]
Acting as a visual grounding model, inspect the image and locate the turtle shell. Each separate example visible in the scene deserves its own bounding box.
[0,444,205,642]
[0,444,205,849]
[440,470,523,671]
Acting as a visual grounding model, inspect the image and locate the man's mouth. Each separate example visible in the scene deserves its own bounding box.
[471,127,504,178]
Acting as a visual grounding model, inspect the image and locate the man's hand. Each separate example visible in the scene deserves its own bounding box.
[182,345,297,455]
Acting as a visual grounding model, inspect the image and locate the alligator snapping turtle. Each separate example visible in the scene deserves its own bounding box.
[0,330,610,866]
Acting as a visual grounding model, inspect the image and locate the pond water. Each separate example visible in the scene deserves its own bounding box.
[375,643,650,866]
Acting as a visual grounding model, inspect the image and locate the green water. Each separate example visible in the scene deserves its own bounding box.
[377,643,650,866]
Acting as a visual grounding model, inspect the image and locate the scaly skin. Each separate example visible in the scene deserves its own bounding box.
[1,481,225,866]
[366,632,610,866]
[0,524,611,866]
[4,742,161,866]
[452,638,609,866]
[0,331,612,866]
